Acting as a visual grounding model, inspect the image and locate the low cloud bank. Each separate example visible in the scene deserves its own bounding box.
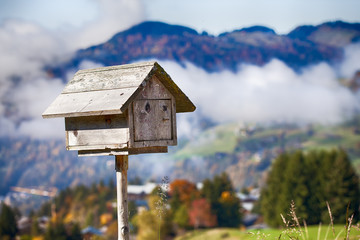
[159,51,360,135]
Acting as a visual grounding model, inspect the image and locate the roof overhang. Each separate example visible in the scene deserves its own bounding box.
[42,61,195,119]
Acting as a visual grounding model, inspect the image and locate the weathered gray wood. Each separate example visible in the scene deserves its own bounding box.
[136,75,173,100]
[127,106,135,149]
[115,155,129,240]
[128,76,177,148]
[67,128,129,150]
[129,146,167,155]
[78,146,168,157]
[131,139,177,148]
[65,115,129,151]
[151,63,195,113]
[78,149,129,157]
[67,143,128,151]
[63,63,154,93]
[171,95,177,144]
[133,99,172,141]
[42,61,195,119]
[66,115,127,130]
[43,88,137,118]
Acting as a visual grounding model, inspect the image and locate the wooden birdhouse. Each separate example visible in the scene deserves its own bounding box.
[42,61,195,156]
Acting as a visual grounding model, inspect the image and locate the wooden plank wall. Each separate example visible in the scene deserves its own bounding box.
[65,115,129,151]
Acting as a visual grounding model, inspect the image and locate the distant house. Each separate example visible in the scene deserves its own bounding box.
[38,216,50,230]
[109,182,157,211]
[237,188,260,213]
[127,182,157,202]
[237,188,261,228]
[82,226,103,240]
[17,216,31,233]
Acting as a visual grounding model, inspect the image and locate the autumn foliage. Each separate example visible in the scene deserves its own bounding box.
[169,179,199,204]
[188,198,217,228]
[167,173,241,231]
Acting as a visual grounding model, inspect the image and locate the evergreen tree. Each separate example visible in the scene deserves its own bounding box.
[44,222,67,240]
[260,149,360,227]
[282,151,309,221]
[324,149,360,223]
[69,223,82,240]
[44,221,82,240]
[201,172,241,227]
[260,152,289,227]
[0,203,18,239]
[303,150,324,224]
[217,191,241,227]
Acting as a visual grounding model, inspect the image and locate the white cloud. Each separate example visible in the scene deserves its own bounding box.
[159,59,360,127]
[0,19,67,127]
[340,43,360,78]
[1,77,65,139]
[12,78,65,120]
[0,20,65,81]
[17,118,64,139]
[176,113,203,139]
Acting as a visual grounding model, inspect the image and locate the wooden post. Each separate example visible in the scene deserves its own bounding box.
[115,155,129,240]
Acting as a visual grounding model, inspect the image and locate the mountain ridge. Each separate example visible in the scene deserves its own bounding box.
[49,20,360,78]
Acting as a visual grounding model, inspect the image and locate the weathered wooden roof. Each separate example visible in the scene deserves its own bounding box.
[42,61,195,118]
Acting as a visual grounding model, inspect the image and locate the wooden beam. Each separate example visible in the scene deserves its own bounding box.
[128,146,167,155]
[77,146,168,157]
[78,149,129,157]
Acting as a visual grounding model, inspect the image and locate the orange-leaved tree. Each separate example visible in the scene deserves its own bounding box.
[169,179,199,206]
[188,198,217,228]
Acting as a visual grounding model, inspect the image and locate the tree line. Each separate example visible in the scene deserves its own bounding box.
[260,148,360,227]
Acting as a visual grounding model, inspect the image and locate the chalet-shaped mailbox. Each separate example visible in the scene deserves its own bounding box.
[42,61,195,156]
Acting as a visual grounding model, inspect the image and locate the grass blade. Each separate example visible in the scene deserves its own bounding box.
[303,220,309,240]
[324,224,330,240]
[317,222,322,240]
[326,201,335,237]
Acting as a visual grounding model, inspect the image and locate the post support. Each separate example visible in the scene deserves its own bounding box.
[115,155,129,240]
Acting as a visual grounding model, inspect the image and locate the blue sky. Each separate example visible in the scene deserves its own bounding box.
[1,0,360,35]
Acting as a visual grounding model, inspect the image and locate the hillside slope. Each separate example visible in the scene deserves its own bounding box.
[170,118,360,190]
[2,117,359,195]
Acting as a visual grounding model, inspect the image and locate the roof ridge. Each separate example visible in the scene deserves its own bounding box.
[76,61,156,74]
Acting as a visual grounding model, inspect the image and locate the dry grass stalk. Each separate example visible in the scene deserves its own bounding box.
[289,200,305,240]
[281,214,289,227]
[352,223,360,231]
[326,201,335,237]
[345,214,354,240]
